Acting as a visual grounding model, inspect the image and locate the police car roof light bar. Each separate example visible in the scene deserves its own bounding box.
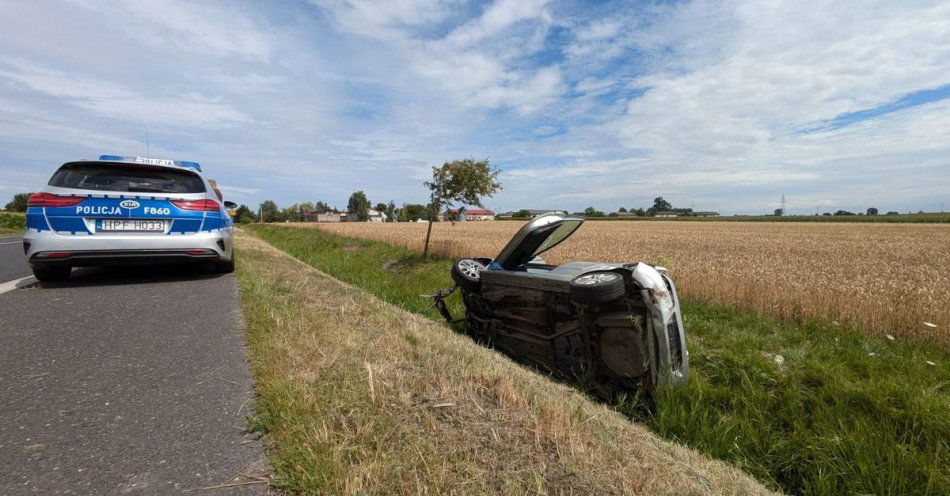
[98,154,202,172]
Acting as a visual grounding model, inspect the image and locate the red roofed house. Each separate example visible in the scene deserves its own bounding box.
[443,207,496,222]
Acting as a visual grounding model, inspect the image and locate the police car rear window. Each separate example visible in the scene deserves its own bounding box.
[49,162,206,194]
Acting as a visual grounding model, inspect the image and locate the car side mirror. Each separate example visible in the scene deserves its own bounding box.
[223,201,237,209]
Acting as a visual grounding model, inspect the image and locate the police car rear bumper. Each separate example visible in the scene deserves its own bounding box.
[24,228,232,267]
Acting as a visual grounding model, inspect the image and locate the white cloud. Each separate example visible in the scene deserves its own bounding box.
[0,61,251,128]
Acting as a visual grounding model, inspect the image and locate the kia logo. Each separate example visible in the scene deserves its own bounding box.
[120,200,140,209]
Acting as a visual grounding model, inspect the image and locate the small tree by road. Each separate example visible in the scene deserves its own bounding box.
[423,158,501,258]
[866,207,878,216]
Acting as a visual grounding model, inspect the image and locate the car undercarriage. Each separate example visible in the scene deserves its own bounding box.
[446,213,688,396]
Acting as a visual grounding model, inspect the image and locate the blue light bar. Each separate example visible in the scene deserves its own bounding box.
[98,154,202,172]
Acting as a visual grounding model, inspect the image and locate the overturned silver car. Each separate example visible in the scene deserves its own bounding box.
[450,213,688,394]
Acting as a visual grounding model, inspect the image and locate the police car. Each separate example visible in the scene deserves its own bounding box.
[23,155,236,282]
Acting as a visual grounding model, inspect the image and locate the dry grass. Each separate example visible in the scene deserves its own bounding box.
[236,230,776,495]
[296,221,949,345]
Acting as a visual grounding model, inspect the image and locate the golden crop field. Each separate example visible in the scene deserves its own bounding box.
[299,220,949,345]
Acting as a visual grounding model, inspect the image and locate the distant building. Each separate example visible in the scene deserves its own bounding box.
[303,211,344,222]
[444,207,495,221]
[654,211,678,218]
[317,212,344,222]
[612,211,640,217]
[693,211,720,217]
[345,208,388,222]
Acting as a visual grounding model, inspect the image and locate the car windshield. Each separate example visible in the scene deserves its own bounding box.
[49,162,206,193]
[531,220,582,259]
[495,215,583,270]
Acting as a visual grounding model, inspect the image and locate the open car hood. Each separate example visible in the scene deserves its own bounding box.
[492,212,584,270]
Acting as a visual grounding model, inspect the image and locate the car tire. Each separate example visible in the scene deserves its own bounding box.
[32,265,71,282]
[570,271,625,304]
[452,258,486,291]
[216,253,235,273]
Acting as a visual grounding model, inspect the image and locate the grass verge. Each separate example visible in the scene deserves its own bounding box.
[244,224,949,496]
[234,230,773,495]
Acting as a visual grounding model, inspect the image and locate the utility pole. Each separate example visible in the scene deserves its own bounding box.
[146,130,150,158]
[259,204,263,223]
[780,194,787,215]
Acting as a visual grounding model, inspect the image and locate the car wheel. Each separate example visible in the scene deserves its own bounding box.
[569,271,625,304]
[32,265,71,282]
[216,253,235,273]
[452,258,486,291]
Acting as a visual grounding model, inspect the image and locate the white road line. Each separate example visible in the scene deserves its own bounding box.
[0,241,22,245]
[0,276,37,295]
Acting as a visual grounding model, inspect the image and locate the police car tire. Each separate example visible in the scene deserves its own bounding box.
[216,256,235,273]
[569,271,625,305]
[32,265,71,282]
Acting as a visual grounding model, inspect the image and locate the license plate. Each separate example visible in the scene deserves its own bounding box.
[98,219,167,232]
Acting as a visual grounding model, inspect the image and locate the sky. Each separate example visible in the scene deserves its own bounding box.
[0,0,948,215]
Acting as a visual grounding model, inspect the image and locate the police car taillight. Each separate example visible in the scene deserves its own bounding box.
[170,199,221,211]
[27,193,85,207]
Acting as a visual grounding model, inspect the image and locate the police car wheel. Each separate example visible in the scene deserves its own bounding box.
[215,256,235,273]
[32,265,71,282]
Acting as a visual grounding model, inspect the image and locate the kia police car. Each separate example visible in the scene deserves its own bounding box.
[23,155,236,282]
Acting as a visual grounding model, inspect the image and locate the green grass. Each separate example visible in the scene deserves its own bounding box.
[501,212,950,223]
[244,224,949,496]
[0,211,25,234]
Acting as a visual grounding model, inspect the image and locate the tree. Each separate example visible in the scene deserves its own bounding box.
[886,211,899,215]
[652,197,672,212]
[834,210,855,216]
[398,203,428,222]
[385,201,396,222]
[347,191,371,221]
[375,202,387,213]
[618,206,627,213]
[423,158,501,257]
[260,200,281,222]
[583,207,605,217]
[866,207,879,216]
[4,193,30,212]
[315,201,330,213]
[774,208,784,216]
[632,208,645,216]
[515,209,531,218]
[234,204,255,224]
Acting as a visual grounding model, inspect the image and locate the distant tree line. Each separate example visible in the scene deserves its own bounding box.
[569,197,693,218]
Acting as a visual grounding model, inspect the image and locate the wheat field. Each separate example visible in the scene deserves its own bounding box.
[294,220,949,345]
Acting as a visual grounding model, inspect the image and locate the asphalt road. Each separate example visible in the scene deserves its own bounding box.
[0,237,266,495]
[0,234,31,282]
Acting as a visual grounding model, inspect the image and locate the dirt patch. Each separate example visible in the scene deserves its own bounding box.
[342,244,360,252]
[380,257,412,271]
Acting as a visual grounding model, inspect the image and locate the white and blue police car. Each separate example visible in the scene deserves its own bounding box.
[23,155,235,282]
